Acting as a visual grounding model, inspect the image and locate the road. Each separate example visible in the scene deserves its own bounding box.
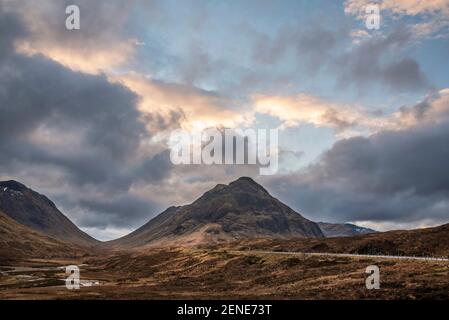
[233,250,449,262]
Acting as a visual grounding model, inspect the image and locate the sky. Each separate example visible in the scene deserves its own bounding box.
[1,0,449,240]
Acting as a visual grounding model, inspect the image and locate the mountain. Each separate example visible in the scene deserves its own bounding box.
[0,180,97,246]
[318,222,376,237]
[0,210,85,260]
[111,177,324,247]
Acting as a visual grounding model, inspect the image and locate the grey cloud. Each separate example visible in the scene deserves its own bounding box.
[179,43,228,86]
[0,55,143,155]
[252,27,290,64]
[382,58,428,92]
[321,108,357,131]
[252,24,340,72]
[335,27,429,93]
[397,91,446,124]
[0,4,25,57]
[250,23,429,93]
[294,26,339,73]
[399,99,432,121]
[76,194,160,229]
[0,7,174,231]
[265,117,449,227]
[133,150,173,183]
[0,53,149,190]
[3,0,138,47]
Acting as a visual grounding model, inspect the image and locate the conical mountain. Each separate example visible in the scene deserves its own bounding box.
[111,177,323,247]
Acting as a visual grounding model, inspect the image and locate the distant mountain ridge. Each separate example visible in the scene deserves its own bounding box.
[110,177,324,247]
[318,222,376,237]
[0,180,98,246]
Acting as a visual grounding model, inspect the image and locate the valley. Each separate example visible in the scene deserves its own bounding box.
[1,247,448,299]
[1,178,448,300]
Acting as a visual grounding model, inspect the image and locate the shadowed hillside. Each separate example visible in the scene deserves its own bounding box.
[110,177,324,247]
[0,210,87,261]
[0,181,98,246]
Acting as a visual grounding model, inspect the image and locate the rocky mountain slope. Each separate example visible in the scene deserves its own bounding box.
[111,177,324,247]
[0,210,86,260]
[0,180,97,246]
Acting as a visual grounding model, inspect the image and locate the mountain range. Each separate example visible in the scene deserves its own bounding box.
[0,177,376,249]
[0,177,327,248]
[1,177,449,259]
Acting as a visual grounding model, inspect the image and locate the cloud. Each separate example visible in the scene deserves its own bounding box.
[0,3,264,239]
[0,53,148,186]
[394,88,449,126]
[1,0,447,239]
[252,88,449,137]
[345,0,449,17]
[335,27,430,92]
[3,0,141,74]
[251,23,341,73]
[263,91,449,229]
[114,74,255,132]
[0,6,174,236]
[345,0,449,38]
[77,195,158,229]
[382,58,428,91]
[178,42,230,87]
[251,90,449,136]
[252,93,382,135]
[249,21,429,93]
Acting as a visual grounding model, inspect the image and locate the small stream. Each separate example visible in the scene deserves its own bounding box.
[0,264,101,288]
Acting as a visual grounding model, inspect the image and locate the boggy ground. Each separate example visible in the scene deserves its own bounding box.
[1,247,448,300]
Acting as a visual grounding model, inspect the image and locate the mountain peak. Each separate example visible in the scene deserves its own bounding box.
[0,180,28,192]
[230,176,259,186]
[195,177,269,206]
[233,176,257,183]
[227,176,270,196]
[113,176,324,247]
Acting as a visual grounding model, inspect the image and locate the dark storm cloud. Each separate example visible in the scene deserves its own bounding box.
[0,7,174,230]
[77,194,160,229]
[133,150,173,183]
[265,117,449,226]
[0,6,25,57]
[0,54,142,156]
